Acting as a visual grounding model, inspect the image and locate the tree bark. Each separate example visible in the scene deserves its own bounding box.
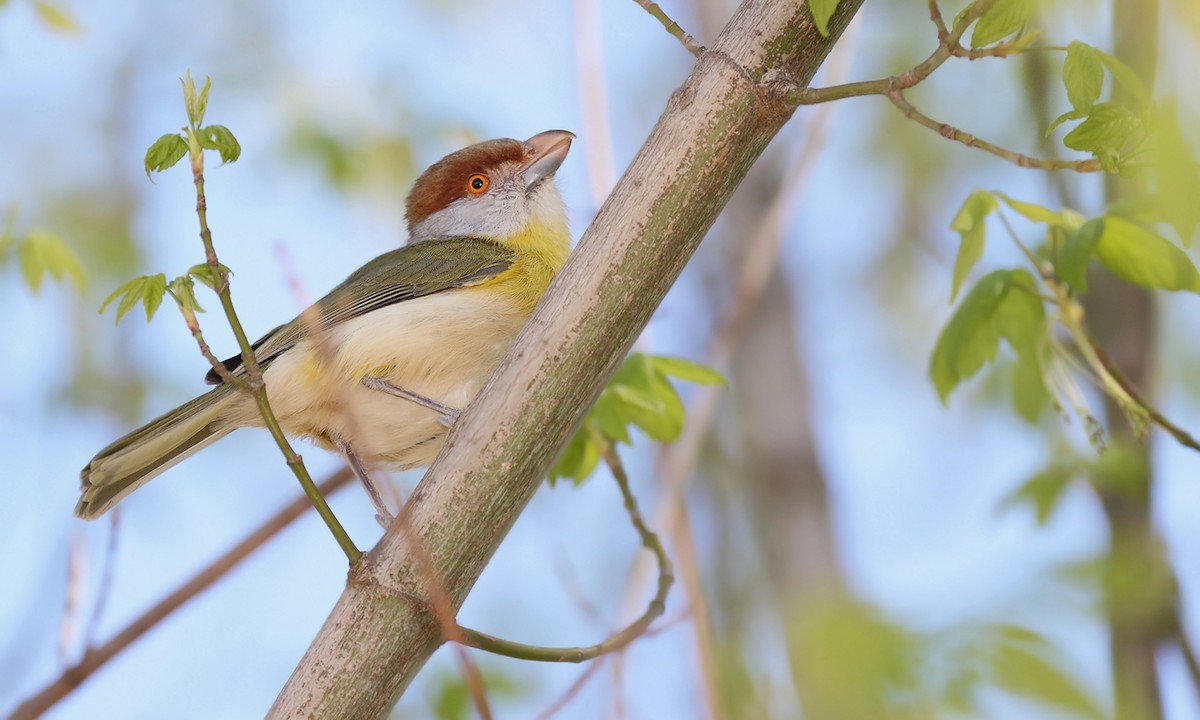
[267,1,864,717]
[1091,2,1167,719]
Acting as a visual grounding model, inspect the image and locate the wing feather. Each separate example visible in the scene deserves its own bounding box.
[205,238,514,384]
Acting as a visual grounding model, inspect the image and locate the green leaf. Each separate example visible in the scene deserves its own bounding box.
[197,124,242,164]
[648,355,726,386]
[999,464,1074,524]
[1062,103,1141,155]
[970,0,1034,48]
[144,133,188,178]
[808,0,840,35]
[1011,352,1048,423]
[188,262,231,290]
[992,269,1046,359]
[1096,50,1151,110]
[949,190,997,302]
[994,193,1064,226]
[547,430,600,486]
[181,70,212,128]
[1062,42,1104,114]
[1095,216,1200,293]
[99,273,168,324]
[930,270,1046,403]
[17,231,85,293]
[1056,219,1104,294]
[33,1,78,33]
[989,639,1105,719]
[1148,104,1200,244]
[168,275,205,314]
[1046,109,1087,136]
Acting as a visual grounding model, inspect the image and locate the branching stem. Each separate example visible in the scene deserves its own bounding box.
[456,434,673,662]
[189,145,360,564]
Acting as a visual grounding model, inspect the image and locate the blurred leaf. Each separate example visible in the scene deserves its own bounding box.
[1056,218,1104,293]
[197,124,242,164]
[989,639,1105,719]
[548,353,723,485]
[1062,103,1141,156]
[188,262,230,290]
[971,0,1034,48]
[99,273,168,324]
[1148,103,1200,244]
[787,600,915,718]
[949,190,998,302]
[808,0,840,35]
[1047,108,1087,135]
[1096,49,1152,110]
[648,355,726,386]
[998,463,1075,524]
[144,133,188,178]
[33,1,78,33]
[1090,440,1150,501]
[547,429,600,487]
[1095,216,1200,293]
[931,270,1046,403]
[426,666,526,720]
[1011,351,1048,422]
[17,230,85,293]
[1062,41,1104,114]
[994,193,1064,226]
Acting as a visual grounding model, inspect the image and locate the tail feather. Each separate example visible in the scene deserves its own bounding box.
[77,384,239,519]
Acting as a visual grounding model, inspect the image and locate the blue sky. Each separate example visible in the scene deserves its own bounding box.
[3,0,1200,718]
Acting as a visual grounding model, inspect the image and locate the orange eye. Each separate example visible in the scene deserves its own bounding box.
[467,173,489,194]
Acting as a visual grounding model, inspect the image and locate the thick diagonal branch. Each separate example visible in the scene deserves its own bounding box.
[267,1,864,717]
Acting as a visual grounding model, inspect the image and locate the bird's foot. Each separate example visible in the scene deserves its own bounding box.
[336,438,395,528]
[361,376,461,428]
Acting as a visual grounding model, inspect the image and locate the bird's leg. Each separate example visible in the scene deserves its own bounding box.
[335,438,394,529]
[361,376,461,427]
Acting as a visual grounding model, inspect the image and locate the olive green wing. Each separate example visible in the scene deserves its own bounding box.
[205,237,514,384]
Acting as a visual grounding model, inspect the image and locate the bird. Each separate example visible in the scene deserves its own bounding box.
[77,129,575,523]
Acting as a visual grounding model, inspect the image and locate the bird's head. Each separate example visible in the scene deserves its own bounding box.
[405,130,574,252]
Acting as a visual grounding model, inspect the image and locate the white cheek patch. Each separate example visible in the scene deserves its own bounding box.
[413,186,524,241]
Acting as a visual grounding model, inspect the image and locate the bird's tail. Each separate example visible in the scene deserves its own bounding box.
[76,384,240,519]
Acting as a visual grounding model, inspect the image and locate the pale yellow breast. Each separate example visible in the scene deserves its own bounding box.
[225,287,527,467]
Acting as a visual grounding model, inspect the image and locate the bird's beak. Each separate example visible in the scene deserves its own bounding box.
[519,130,574,190]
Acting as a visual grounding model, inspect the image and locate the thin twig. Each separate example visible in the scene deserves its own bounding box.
[535,656,608,720]
[452,645,494,720]
[85,509,121,649]
[188,144,360,564]
[10,470,355,720]
[1086,334,1200,452]
[631,0,704,56]
[886,89,1103,172]
[790,0,1104,174]
[58,532,85,666]
[457,438,673,662]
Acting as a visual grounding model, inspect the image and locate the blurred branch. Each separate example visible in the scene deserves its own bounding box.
[631,0,704,56]
[10,470,354,720]
[616,15,857,716]
[573,0,619,211]
[536,657,608,720]
[85,510,121,648]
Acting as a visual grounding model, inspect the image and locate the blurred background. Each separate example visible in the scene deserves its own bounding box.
[2,0,1199,718]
